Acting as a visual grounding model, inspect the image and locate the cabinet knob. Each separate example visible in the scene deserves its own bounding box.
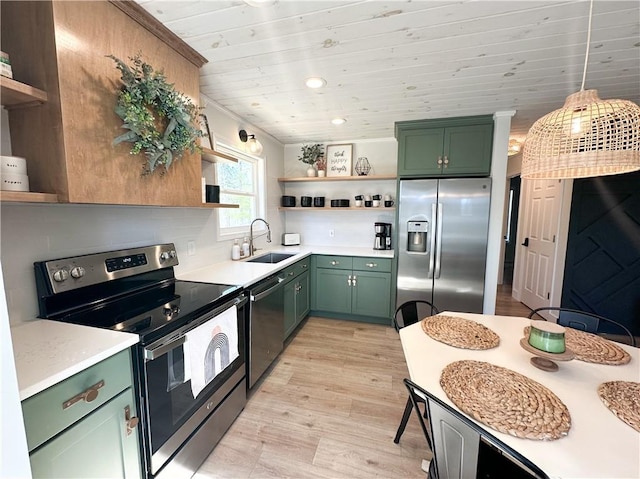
[365,263,377,268]
[124,405,139,436]
[330,260,339,266]
[289,271,295,276]
[443,156,449,167]
[62,380,105,410]
[347,274,352,286]
[352,275,357,286]
[301,264,308,269]
[437,156,443,165]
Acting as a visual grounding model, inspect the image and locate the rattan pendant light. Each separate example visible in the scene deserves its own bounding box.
[521,0,640,180]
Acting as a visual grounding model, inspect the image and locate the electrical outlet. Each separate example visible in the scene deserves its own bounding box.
[187,241,196,256]
[329,229,334,238]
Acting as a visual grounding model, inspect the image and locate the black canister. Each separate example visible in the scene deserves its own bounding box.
[281,195,296,207]
[313,197,325,207]
[301,196,312,207]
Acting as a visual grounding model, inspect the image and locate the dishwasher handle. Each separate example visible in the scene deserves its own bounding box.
[250,277,285,302]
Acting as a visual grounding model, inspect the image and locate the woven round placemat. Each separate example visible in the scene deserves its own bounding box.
[524,326,631,365]
[440,360,571,440]
[598,381,640,432]
[421,314,499,350]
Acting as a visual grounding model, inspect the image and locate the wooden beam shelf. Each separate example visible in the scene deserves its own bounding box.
[201,147,238,163]
[200,202,239,209]
[279,207,395,211]
[0,76,48,109]
[278,174,396,182]
[0,191,59,203]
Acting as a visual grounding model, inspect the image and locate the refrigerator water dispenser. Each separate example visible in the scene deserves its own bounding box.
[407,221,428,253]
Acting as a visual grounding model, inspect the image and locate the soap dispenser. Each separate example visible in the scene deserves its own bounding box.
[231,239,241,260]
[242,237,250,257]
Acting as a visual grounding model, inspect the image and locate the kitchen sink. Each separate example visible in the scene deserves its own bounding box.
[246,252,296,264]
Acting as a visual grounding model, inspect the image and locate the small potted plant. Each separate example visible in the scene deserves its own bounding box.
[316,154,327,177]
[298,144,324,177]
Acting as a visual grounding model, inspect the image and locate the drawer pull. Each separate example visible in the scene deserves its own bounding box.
[352,275,357,286]
[62,379,105,410]
[301,264,308,269]
[366,262,378,268]
[124,405,139,436]
[330,260,340,266]
[347,275,352,286]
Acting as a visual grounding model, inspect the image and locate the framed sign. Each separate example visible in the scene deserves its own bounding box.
[199,114,213,149]
[326,144,353,177]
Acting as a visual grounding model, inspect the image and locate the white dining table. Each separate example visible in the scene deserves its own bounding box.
[399,311,640,479]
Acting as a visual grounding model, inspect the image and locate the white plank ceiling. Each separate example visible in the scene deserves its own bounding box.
[136,0,640,144]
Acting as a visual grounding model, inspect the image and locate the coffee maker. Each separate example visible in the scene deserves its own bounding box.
[374,222,392,250]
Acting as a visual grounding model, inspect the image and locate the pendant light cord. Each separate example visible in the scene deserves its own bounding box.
[580,0,594,91]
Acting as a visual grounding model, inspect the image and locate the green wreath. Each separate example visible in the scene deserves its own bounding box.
[108,54,203,175]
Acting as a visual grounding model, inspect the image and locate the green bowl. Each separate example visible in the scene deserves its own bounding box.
[528,320,566,354]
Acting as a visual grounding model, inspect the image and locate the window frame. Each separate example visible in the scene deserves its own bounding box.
[214,142,266,241]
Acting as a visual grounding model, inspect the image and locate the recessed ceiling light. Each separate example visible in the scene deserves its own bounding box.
[243,0,275,7]
[305,77,326,89]
[331,118,346,125]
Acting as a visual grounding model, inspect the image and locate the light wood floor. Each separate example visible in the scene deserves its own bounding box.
[194,286,531,478]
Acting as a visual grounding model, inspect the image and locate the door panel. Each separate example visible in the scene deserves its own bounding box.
[315,268,351,313]
[398,128,444,176]
[521,179,563,311]
[352,271,391,318]
[562,171,640,335]
[435,179,491,313]
[397,179,438,309]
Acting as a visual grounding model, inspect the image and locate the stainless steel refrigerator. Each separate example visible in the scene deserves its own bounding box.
[396,178,491,314]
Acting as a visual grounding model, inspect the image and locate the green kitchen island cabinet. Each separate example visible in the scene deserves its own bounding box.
[312,255,392,324]
[395,115,494,177]
[22,349,142,479]
[283,257,311,340]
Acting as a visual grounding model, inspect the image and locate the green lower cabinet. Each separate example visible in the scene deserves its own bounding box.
[352,270,392,317]
[284,270,310,340]
[314,256,392,322]
[315,268,352,314]
[29,387,142,479]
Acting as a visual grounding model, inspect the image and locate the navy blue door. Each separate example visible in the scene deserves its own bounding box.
[561,171,640,335]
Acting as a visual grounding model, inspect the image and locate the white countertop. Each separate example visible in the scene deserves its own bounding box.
[400,311,640,479]
[178,245,394,287]
[12,246,391,401]
[11,320,138,401]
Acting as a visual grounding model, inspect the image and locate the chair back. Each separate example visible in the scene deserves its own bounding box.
[528,307,635,347]
[394,300,439,331]
[404,379,549,479]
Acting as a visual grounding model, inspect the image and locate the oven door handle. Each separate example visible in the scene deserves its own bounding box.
[144,294,247,361]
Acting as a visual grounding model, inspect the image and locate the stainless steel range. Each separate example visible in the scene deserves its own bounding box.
[34,244,247,479]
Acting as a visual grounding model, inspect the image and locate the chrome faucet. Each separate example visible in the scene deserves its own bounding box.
[249,218,271,256]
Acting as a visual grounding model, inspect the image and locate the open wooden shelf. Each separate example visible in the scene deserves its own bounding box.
[279,206,395,211]
[278,174,396,182]
[200,202,239,209]
[0,191,59,203]
[201,147,238,163]
[0,76,48,109]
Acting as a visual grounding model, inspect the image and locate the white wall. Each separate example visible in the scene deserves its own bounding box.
[482,111,515,314]
[0,264,31,479]
[282,138,398,247]
[0,101,284,325]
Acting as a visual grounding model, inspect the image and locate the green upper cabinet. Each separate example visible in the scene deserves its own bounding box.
[396,115,494,177]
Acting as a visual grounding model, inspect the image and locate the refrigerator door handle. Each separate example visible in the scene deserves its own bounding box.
[435,203,443,279]
[428,203,437,279]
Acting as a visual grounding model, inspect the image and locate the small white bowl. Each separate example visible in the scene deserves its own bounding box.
[0,155,27,174]
[1,172,29,191]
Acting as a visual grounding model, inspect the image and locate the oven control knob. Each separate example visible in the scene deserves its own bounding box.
[52,269,69,282]
[160,252,170,261]
[70,266,85,279]
[169,250,177,259]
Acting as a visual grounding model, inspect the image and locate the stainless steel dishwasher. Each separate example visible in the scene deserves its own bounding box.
[247,273,286,388]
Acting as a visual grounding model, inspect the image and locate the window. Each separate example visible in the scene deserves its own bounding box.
[215,143,265,238]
